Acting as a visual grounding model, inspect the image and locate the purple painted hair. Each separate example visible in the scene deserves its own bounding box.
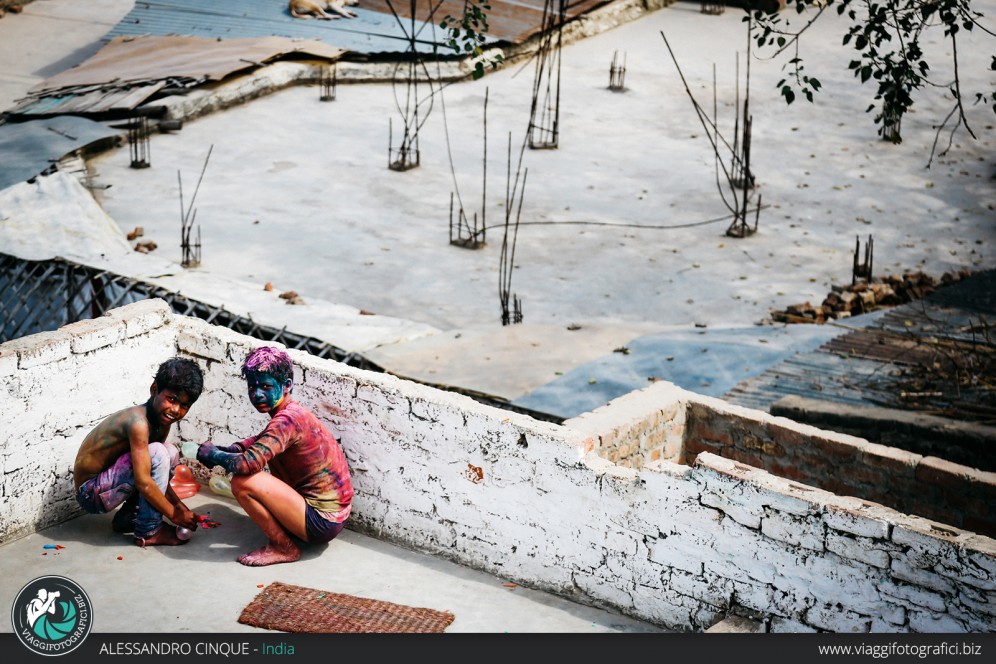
[241,346,294,384]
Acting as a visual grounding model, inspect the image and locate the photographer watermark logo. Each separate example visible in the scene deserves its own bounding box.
[12,575,92,656]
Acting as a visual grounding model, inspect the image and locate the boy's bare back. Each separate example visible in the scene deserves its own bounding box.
[73,404,167,490]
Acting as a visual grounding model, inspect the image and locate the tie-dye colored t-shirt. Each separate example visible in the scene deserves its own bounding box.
[213,400,352,521]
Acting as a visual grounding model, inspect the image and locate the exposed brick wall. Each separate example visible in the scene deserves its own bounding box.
[564,381,688,467]
[3,301,994,633]
[683,399,996,538]
[771,395,996,472]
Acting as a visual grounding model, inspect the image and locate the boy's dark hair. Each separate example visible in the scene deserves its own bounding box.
[154,357,204,402]
[241,347,294,385]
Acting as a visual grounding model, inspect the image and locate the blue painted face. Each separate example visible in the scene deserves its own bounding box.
[246,373,291,414]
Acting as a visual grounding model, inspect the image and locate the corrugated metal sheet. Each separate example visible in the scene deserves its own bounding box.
[30,36,346,92]
[0,117,121,191]
[382,0,612,44]
[7,83,170,118]
[103,0,611,55]
[8,36,345,119]
[723,269,996,418]
[722,351,895,413]
[105,0,447,55]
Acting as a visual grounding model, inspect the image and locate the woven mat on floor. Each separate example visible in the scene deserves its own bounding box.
[237,581,456,634]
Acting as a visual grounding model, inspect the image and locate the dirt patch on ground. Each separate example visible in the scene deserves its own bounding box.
[0,1,33,14]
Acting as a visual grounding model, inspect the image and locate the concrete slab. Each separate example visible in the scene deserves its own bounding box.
[364,320,667,403]
[0,0,135,112]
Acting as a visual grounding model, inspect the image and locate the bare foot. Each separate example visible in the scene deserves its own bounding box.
[133,526,188,547]
[237,544,301,566]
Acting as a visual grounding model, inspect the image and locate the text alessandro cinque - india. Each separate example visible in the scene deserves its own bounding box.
[97,641,296,656]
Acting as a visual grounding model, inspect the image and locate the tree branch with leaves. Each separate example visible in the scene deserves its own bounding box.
[439,1,506,80]
[749,0,995,158]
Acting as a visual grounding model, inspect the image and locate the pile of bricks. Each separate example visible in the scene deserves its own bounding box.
[770,270,975,324]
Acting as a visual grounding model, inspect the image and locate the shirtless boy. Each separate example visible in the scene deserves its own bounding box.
[197,347,353,566]
[73,357,203,546]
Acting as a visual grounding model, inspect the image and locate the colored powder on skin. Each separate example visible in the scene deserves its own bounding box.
[247,373,286,411]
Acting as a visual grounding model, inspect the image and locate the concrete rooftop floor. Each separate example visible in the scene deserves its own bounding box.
[0,490,666,634]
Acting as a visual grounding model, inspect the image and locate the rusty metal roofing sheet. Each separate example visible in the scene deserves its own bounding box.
[722,351,894,413]
[104,0,612,55]
[381,0,612,44]
[723,269,996,417]
[30,35,346,94]
[6,35,345,119]
[0,117,121,191]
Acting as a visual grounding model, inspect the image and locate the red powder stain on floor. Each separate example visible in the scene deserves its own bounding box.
[198,515,221,528]
[117,556,123,560]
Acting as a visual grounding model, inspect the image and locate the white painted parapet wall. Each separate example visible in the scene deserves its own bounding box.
[1,300,994,633]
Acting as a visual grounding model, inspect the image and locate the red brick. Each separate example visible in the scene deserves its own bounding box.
[942,490,992,516]
[915,457,996,492]
[764,422,810,449]
[765,460,817,484]
[910,500,961,529]
[821,477,863,498]
[859,448,919,477]
[685,440,725,460]
[737,434,785,458]
[692,424,733,447]
[847,463,918,495]
[809,436,861,461]
[725,449,764,469]
[792,450,836,476]
[961,516,996,539]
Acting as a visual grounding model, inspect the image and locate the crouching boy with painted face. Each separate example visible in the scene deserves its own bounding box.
[197,347,353,566]
[73,357,204,546]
